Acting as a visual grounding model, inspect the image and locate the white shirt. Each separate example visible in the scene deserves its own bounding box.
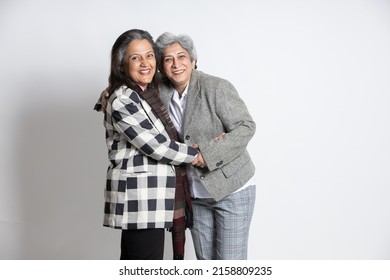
[168,86,255,199]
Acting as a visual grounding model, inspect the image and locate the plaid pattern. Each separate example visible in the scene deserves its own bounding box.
[139,88,193,259]
[103,86,197,230]
[190,185,256,260]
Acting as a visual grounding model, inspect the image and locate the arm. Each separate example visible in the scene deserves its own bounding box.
[93,88,109,112]
[191,133,224,168]
[109,90,198,165]
[198,80,256,171]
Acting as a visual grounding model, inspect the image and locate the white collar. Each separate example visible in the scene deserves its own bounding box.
[173,83,189,100]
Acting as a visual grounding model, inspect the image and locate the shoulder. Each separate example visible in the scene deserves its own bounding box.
[194,71,237,98]
[110,86,140,105]
[196,70,235,90]
[159,79,173,94]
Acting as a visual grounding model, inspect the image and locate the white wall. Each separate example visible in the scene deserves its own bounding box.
[1,0,389,260]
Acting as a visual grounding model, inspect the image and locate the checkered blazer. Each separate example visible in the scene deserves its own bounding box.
[103,85,197,230]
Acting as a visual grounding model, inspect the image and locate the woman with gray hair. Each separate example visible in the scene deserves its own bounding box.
[155,32,257,260]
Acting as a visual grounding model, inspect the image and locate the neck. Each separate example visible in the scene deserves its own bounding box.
[137,84,146,91]
[175,83,188,96]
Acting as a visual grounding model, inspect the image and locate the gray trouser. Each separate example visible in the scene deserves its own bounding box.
[190,185,256,260]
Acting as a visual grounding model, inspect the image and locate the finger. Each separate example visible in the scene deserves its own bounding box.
[214,132,225,141]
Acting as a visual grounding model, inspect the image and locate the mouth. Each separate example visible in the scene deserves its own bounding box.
[139,69,152,75]
[172,69,185,75]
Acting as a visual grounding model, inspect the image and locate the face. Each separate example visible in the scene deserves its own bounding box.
[124,39,156,87]
[162,43,196,93]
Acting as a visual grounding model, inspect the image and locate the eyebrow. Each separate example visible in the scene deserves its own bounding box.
[164,51,187,58]
[128,50,154,57]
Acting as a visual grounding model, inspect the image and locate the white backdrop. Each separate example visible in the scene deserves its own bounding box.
[1,0,389,260]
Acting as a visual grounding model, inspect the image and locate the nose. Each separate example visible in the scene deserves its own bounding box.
[172,58,178,68]
[140,56,148,66]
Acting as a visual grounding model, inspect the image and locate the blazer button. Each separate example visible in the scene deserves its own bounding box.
[216,161,223,167]
[200,176,205,180]
[185,135,190,140]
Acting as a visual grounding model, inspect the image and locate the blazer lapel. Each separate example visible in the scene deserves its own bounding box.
[159,82,174,109]
[138,95,166,133]
[183,70,202,134]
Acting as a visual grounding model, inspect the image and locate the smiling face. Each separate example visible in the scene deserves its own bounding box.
[124,39,156,88]
[162,42,196,94]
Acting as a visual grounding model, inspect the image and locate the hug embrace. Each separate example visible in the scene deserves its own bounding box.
[95,29,256,260]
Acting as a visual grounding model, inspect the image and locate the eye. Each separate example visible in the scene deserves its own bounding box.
[147,53,155,58]
[130,56,140,62]
[164,57,173,63]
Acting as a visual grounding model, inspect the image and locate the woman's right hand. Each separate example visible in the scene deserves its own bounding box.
[191,144,206,168]
[99,88,109,112]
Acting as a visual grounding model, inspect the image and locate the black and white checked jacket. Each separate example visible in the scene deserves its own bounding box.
[103,86,197,230]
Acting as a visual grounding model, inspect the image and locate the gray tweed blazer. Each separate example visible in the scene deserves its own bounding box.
[160,70,256,201]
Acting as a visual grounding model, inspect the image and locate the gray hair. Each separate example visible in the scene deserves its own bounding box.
[155,32,198,71]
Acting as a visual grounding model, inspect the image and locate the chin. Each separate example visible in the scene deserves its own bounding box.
[142,79,152,84]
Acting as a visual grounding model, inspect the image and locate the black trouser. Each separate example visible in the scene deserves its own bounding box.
[120,229,165,260]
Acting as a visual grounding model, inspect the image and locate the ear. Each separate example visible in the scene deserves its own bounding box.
[192,59,197,69]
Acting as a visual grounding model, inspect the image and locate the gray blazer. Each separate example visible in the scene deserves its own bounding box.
[160,70,256,201]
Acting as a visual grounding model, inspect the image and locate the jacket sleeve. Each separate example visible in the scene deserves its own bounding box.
[93,89,106,111]
[199,79,256,172]
[109,92,198,165]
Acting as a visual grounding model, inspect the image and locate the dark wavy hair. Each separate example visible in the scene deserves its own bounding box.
[107,29,160,95]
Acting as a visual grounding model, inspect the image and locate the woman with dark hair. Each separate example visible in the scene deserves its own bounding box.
[100,29,202,260]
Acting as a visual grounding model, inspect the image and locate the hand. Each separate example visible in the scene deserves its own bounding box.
[191,145,206,168]
[214,132,225,141]
[100,89,109,112]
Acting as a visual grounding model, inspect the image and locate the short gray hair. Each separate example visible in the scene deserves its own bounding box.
[155,32,198,71]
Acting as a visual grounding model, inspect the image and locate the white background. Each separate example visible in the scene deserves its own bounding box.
[1,0,389,260]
